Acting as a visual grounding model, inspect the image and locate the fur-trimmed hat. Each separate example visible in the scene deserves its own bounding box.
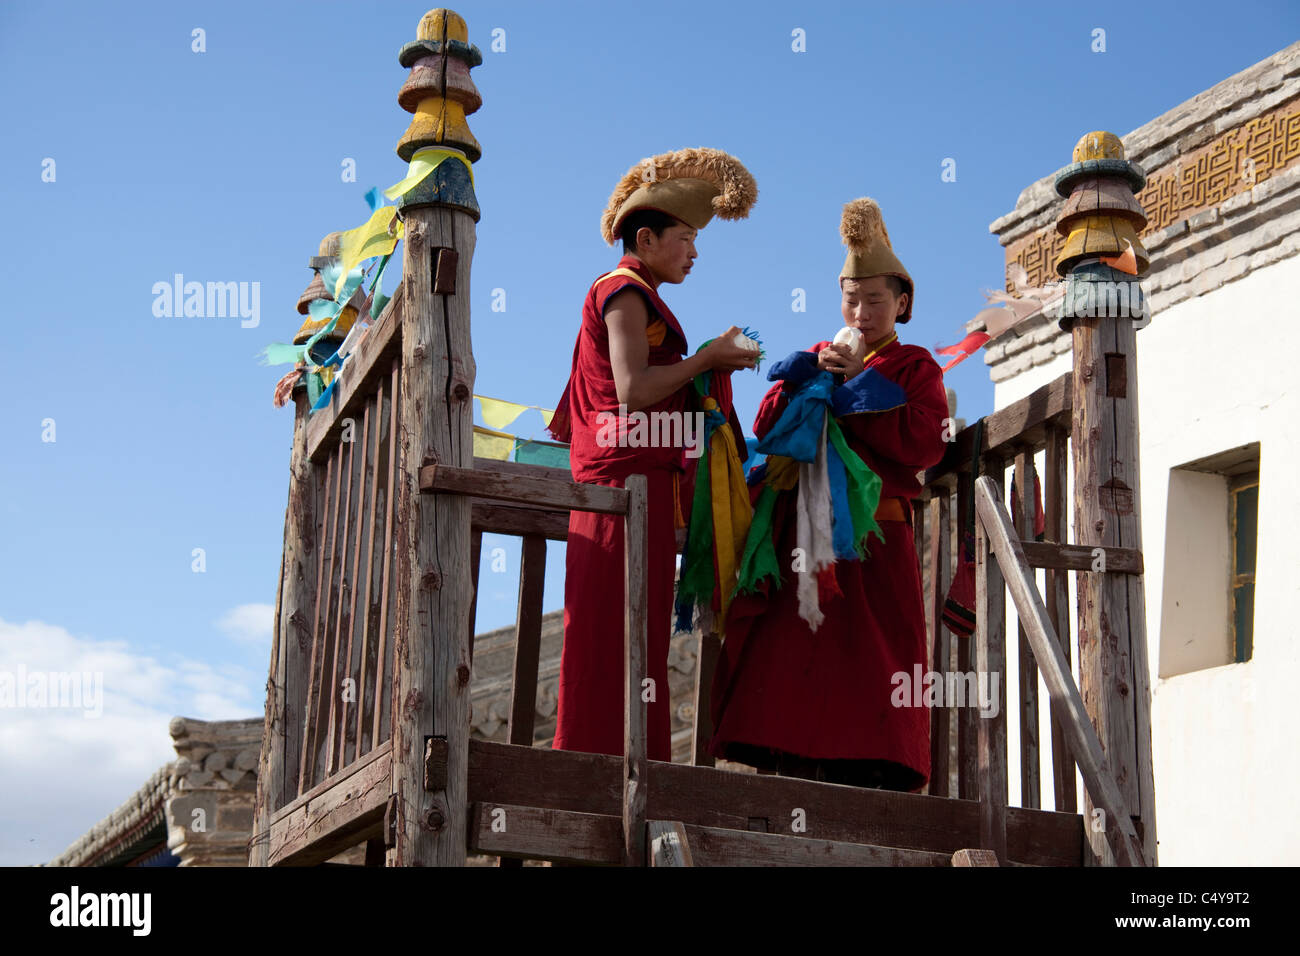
[601,147,757,246]
[840,198,913,323]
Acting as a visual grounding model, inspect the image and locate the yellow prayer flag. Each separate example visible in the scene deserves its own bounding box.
[476,395,530,432]
[334,206,403,299]
[472,425,514,461]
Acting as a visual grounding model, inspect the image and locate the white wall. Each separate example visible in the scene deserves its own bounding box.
[987,253,1300,864]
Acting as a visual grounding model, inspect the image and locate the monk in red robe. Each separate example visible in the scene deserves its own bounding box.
[708,198,949,790]
[547,148,757,762]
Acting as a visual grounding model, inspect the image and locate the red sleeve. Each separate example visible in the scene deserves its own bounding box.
[837,348,949,472]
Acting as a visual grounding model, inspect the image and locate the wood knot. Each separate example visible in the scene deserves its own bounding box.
[413,344,427,361]
[424,808,445,832]
[456,664,471,686]
[451,381,470,402]
[421,570,442,591]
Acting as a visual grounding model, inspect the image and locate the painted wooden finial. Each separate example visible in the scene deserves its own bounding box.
[293,231,362,350]
[1053,131,1150,327]
[396,9,483,163]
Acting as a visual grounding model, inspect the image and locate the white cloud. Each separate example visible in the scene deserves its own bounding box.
[0,617,264,867]
[216,602,274,648]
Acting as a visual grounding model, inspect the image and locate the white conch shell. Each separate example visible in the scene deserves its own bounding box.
[832,326,866,361]
[733,332,761,352]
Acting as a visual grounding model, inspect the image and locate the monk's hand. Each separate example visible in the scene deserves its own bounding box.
[705,326,758,373]
[818,343,861,379]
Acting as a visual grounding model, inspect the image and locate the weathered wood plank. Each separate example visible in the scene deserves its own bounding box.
[956,474,977,802]
[268,744,391,867]
[465,740,1084,865]
[471,501,570,540]
[370,361,399,749]
[253,392,319,863]
[336,399,373,770]
[324,413,361,777]
[422,462,629,515]
[975,464,1008,863]
[1071,314,1156,866]
[952,848,1000,867]
[623,474,649,866]
[388,207,477,866]
[470,804,625,866]
[923,373,1071,488]
[299,448,341,795]
[1044,424,1077,813]
[1014,450,1040,810]
[1019,542,1143,573]
[355,384,386,761]
[272,738,393,826]
[648,820,694,867]
[927,493,951,797]
[304,290,404,463]
[508,535,546,746]
[976,475,1145,867]
[691,631,721,767]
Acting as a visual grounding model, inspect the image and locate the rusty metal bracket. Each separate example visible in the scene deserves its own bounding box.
[424,736,449,791]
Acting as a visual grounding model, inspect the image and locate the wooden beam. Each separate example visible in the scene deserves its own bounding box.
[508,535,546,745]
[975,465,1008,864]
[422,462,628,515]
[305,290,405,463]
[975,475,1145,867]
[923,373,1071,488]
[623,474,649,866]
[1020,542,1143,573]
[465,740,1084,866]
[471,804,954,866]
[471,501,569,540]
[648,821,694,866]
[927,493,951,797]
[1044,424,1077,814]
[268,743,391,866]
[952,848,1000,867]
[1014,450,1040,811]
[471,803,623,865]
[691,631,721,767]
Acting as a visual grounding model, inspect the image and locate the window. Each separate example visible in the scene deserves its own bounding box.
[1158,443,1259,677]
[1229,473,1258,663]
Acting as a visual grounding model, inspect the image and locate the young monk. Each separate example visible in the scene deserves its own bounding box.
[708,198,950,790]
[546,148,757,762]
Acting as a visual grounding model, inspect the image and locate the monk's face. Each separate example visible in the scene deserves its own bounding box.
[841,276,907,345]
[636,222,698,284]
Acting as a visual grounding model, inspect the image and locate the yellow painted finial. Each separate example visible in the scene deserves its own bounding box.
[417,9,468,44]
[1073,131,1125,162]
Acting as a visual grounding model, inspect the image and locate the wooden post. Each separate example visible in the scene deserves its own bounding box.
[1055,131,1157,866]
[1044,424,1077,812]
[623,475,649,866]
[927,492,951,797]
[387,7,483,867]
[252,391,319,865]
[974,462,1007,864]
[1013,450,1040,809]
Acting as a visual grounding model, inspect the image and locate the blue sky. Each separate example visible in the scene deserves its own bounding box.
[2,0,1294,864]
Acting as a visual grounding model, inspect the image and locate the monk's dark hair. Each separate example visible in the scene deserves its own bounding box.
[621,209,680,255]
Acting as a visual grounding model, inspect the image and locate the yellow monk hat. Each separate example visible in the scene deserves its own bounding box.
[601,147,757,246]
[839,197,913,323]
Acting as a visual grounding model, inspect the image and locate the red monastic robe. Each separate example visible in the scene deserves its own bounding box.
[707,337,949,788]
[547,255,741,763]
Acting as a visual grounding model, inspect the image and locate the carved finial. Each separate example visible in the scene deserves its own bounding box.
[395,8,483,163]
[1053,130,1151,327]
